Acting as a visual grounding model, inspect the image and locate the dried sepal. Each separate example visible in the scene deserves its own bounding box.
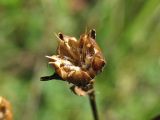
[0,97,12,120]
[41,29,106,96]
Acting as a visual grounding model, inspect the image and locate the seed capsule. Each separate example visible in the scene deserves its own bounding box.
[41,29,106,95]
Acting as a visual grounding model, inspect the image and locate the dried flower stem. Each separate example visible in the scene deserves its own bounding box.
[41,29,105,120]
[88,86,99,120]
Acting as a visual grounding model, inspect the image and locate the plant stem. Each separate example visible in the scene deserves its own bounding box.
[88,90,99,120]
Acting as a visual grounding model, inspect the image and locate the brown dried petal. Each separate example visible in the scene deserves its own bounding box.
[92,55,106,73]
[70,86,88,96]
[67,70,91,85]
[46,55,92,85]
[57,34,80,64]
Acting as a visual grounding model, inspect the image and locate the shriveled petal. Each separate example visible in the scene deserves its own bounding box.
[92,54,106,73]
[57,34,80,64]
[46,55,92,85]
[46,55,72,79]
[67,70,91,86]
[70,86,87,96]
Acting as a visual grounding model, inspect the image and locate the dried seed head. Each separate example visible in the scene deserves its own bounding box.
[0,97,12,120]
[41,29,106,95]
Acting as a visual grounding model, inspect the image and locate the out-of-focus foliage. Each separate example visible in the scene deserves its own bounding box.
[0,0,160,120]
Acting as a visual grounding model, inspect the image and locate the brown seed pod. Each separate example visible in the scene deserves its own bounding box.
[41,29,106,95]
[0,97,12,120]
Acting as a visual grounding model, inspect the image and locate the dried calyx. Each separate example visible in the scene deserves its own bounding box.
[41,29,106,96]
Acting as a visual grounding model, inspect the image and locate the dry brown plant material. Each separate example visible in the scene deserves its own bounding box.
[0,97,12,120]
[41,29,106,95]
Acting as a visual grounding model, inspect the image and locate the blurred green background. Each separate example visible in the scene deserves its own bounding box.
[0,0,160,120]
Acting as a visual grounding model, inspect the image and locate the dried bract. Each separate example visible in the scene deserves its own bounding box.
[41,29,106,95]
